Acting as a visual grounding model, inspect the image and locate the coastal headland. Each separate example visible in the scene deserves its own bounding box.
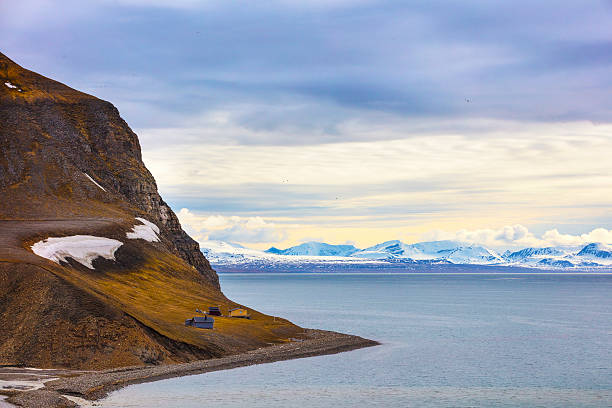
[0,52,378,407]
[2,330,378,408]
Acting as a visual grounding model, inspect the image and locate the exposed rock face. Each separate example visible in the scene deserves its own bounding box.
[0,51,218,288]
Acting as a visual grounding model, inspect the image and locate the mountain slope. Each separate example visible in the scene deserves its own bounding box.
[0,52,301,369]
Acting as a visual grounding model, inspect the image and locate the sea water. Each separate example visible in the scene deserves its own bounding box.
[95,273,612,407]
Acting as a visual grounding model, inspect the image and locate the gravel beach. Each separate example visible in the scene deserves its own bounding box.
[4,329,378,408]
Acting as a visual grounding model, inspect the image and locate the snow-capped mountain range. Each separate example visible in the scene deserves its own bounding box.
[200,240,612,270]
[352,240,503,264]
[267,242,358,257]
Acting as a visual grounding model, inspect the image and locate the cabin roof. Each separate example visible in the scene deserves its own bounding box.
[193,316,214,322]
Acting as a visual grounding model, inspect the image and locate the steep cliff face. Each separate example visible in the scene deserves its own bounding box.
[0,52,301,369]
[0,52,218,288]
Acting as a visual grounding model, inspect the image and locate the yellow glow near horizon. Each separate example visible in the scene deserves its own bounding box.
[142,118,612,250]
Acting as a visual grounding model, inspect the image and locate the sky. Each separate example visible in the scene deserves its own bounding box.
[2,0,612,250]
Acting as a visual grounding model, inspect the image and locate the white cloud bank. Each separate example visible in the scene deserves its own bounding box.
[143,120,612,226]
[177,207,612,251]
[423,225,612,249]
[177,208,287,244]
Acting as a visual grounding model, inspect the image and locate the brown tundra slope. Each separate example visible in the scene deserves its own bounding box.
[0,52,302,369]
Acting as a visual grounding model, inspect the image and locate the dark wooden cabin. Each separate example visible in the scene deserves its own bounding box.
[208,306,222,316]
[185,315,214,329]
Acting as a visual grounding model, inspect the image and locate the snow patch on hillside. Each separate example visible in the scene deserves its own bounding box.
[83,173,106,192]
[4,81,22,92]
[126,217,160,242]
[0,376,58,392]
[31,235,123,269]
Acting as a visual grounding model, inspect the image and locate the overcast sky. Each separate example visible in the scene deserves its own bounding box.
[2,0,612,249]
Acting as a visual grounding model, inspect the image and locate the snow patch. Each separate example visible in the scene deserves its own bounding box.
[20,368,51,371]
[83,172,106,191]
[0,395,15,408]
[62,395,95,406]
[4,81,17,89]
[31,236,123,269]
[126,217,160,242]
[0,376,58,392]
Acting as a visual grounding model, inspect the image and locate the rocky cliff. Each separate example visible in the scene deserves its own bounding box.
[0,52,301,369]
[0,52,218,288]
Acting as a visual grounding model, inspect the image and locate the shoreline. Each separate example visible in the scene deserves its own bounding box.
[6,329,379,408]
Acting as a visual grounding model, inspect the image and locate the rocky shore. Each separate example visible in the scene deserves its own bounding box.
[4,329,379,408]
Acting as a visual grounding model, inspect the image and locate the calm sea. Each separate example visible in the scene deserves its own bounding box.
[95,273,612,407]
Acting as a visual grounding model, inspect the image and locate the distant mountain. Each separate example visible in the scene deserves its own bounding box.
[577,243,612,258]
[202,239,612,270]
[354,240,406,258]
[536,259,575,268]
[503,243,612,267]
[505,247,566,260]
[353,240,503,264]
[503,246,576,267]
[203,240,365,265]
[202,240,282,264]
[266,242,358,256]
[575,243,612,265]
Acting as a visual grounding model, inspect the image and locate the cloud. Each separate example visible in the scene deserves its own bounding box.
[4,0,612,134]
[107,0,205,9]
[143,121,612,225]
[136,119,612,249]
[423,225,540,248]
[4,0,612,249]
[177,209,612,250]
[176,209,286,244]
[542,228,612,247]
[422,225,612,249]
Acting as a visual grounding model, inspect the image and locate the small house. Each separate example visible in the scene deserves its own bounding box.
[229,308,250,319]
[185,315,214,329]
[208,306,222,316]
